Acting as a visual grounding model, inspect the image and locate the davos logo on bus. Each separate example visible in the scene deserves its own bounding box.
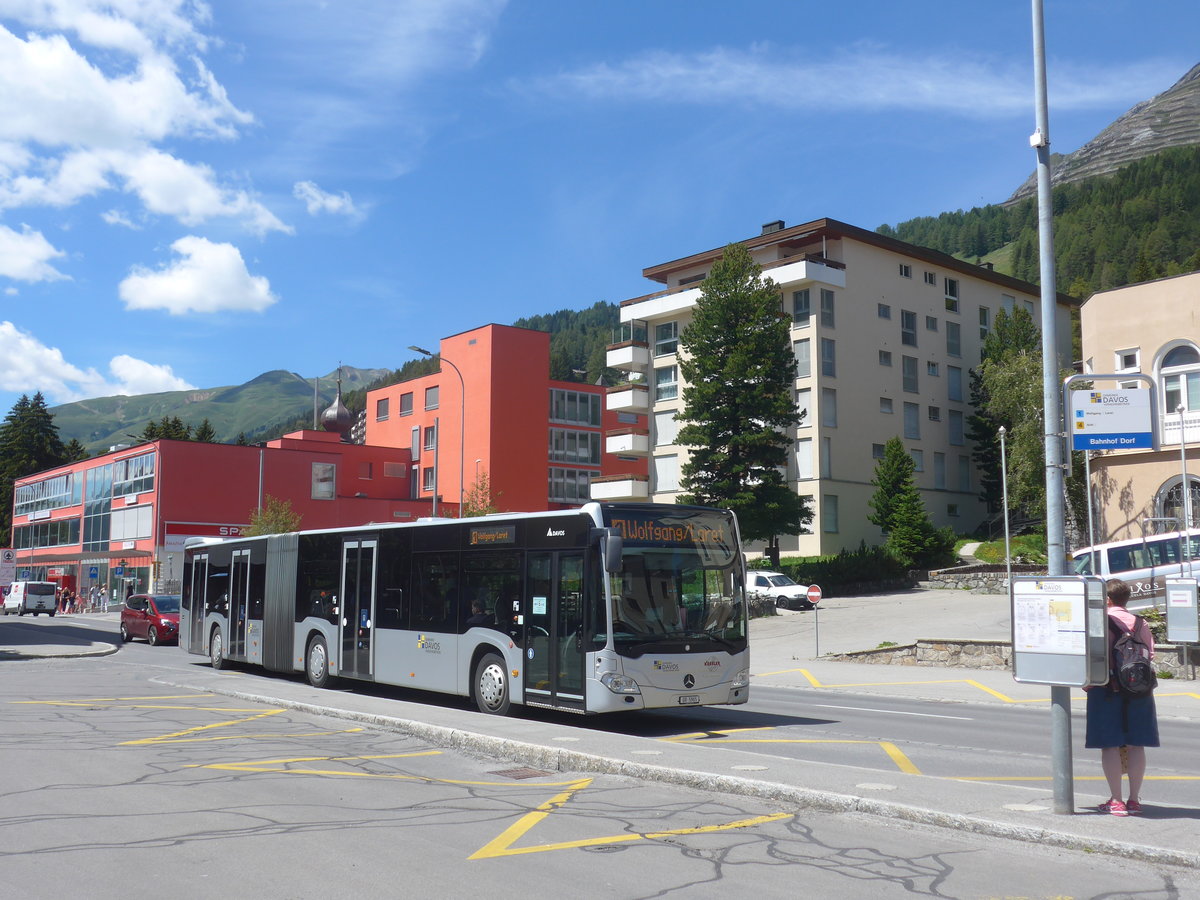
[546,528,566,538]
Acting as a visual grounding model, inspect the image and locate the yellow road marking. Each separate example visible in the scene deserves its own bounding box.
[469,778,791,859]
[121,709,286,745]
[664,731,921,775]
[13,694,216,703]
[139,727,363,745]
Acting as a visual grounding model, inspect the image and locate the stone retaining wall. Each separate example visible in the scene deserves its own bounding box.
[922,563,1045,594]
[827,638,1200,680]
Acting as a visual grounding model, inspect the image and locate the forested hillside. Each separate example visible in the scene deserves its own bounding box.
[878,145,1200,296]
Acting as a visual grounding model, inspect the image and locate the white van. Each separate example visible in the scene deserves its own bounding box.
[3,581,58,616]
[1072,530,1200,607]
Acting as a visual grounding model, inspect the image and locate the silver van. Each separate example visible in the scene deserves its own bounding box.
[1072,530,1200,607]
[2,581,58,616]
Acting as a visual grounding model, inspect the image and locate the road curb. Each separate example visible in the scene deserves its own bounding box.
[166,677,1200,872]
[0,644,119,660]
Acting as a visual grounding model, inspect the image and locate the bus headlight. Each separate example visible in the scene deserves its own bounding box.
[731,668,750,689]
[599,672,641,694]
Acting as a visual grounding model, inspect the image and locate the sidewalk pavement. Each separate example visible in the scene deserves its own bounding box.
[5,591,1199,867]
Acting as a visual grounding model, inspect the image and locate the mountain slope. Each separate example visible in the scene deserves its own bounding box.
[1008,62,1200,203]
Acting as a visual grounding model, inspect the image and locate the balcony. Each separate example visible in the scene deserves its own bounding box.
[590,472,650,501]
[1161,410,1200,446]
[606,341,650,372]
[606,428,650,456]
[606,383,649,413]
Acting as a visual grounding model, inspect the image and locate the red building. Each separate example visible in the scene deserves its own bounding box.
[10,430,425,600]
[365,324,647,513]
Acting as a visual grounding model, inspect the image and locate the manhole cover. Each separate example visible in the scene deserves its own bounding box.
[490,767,554,780]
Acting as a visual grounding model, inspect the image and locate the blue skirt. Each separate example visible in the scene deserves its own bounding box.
[1085,687,1160,749]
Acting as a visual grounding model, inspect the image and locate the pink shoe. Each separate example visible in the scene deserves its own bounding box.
[1098,799,1128,817]
[1125,800,1143,815]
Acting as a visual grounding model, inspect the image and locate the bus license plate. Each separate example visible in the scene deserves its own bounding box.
[677,694,700,705]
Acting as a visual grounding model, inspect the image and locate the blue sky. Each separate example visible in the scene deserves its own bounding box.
[1,0,1197,415]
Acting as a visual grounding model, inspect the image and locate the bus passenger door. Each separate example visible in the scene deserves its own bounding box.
[340,539,377,679]
[230,549,250,658]
[524,552,585,710]
[185,553,208,653]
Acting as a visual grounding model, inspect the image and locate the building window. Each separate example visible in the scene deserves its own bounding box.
[1116,348,1140,372]
[548,467,594,503]
[820,289,835,327]
[410,426,420,457]
[821,338,836,377]
[880,397,893,414]
[399,392,413,416]
[384,462,406,478]
[926,315,938,332]
[934,452,946,489]
[958,455,970,492]
[944,277,960,312]
[902,356,919,393]
[911,449,924,472]
[653,456,679,493]
[654,365,678,401]
[792,289,811,327]
[872,443,886,459]
[423,426,436,452]
[949,409,965,445]
[358,462,373,480]
[1161,344,1200,415]
[549,429,601,465]
[1002,294,1015,313]
[903,402,920,439]
[654,321,678,357]
[879,350,892,367]
[927,361,940,377]
[924,271,937,286]
[794,338,811,378]
[797,388,812,427]
[979,306,991,341]
[1156,475,1200,529]
[375,397,389,421]
[795,437,814,480]
[424,385,439,410]
[948,503,960,517]
[948,366,963,402]
[550,389,602,426]
[421,467,435,493]
[654,410,678,446]
[820,435,832,478]
[820,388,837,428]
[928,406,941,422]
[312,462,336,500]
[822,494,839,533]
[901,310,917,346]
[898,263,912,279]
[878,303,891,319]
[946,321,962,358]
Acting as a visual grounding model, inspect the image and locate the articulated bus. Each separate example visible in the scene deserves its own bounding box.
[181,502,749,715]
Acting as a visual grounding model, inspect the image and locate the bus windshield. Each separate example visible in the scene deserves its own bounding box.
[603,506,746,656]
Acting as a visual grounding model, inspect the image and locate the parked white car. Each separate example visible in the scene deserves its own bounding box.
[3,580,58,616]
[748,571,816,610]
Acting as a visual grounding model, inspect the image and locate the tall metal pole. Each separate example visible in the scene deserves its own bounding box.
[1181,405,1194,578]
[432,416,440,518]
[1031,0,1073,814]
[1000,426,1012,590]
[409,345,466,516]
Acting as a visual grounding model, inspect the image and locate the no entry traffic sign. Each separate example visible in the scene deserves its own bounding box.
[807,584,823,605]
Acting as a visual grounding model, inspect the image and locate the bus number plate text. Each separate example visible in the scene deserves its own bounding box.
[677,694,700,706]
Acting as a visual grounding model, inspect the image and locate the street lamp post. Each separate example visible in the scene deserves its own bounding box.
[409,345,466,516]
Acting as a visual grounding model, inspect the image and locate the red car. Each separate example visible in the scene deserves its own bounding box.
[120,594,181,645]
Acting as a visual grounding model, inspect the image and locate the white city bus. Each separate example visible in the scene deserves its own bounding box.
[1072,529,1200,607]
[181,502,749,715]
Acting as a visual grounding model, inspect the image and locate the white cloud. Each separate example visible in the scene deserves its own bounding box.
[0,224,68,282]
[101,208,139,228]
[119,235,278,315]
[515,45,1184,118]
[0,319,193,402]
[293,180,360,217]
[0,0,211,56]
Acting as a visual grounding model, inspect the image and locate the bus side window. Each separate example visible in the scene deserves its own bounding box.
[377,589,404,629]
[1107,548,1134,573]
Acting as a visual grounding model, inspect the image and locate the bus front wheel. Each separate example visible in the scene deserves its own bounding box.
[306,635,330,689]
[210,628,225,670]
[472,652,510,716]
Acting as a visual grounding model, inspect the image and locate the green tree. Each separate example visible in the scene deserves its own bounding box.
[192,419,217,442]
[62,438,90,462]
[245,495,302,536]
[868,437,953,567]
[0,393,69,545]
[674,243,811,559]
[461,470,499,517]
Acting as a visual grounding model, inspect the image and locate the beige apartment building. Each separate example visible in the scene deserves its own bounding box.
[1081,270,1200,542]
[593,217,1074,557]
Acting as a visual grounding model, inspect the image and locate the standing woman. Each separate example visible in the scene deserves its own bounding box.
[1085,578,1160,816]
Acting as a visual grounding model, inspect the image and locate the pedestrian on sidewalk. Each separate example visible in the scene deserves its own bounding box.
[1085,578,1160,817]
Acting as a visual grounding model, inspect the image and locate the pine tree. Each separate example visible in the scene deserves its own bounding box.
[0,393,69,545]
[675,243,811,556]
[868,437,952,567]
[192,419,217,442]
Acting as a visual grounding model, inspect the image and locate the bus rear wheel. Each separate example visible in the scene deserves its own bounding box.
[472,652,510,716]
[306,635,330,689]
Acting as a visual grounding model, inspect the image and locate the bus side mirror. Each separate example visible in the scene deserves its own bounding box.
[594,528,623,574]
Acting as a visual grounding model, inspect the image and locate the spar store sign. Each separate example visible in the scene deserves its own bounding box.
[164,522,250,550]
[1070,389,1153,451]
